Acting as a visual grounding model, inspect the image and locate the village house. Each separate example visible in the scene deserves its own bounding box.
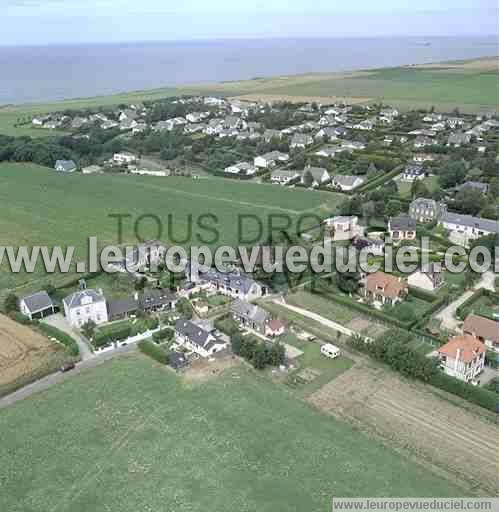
[120,118,138,131]
[353,119,375,131]
[324,216,362,241]
[101,119,119,130]
[409,198,445,223]
[130,168,170,177]
[254,151,289,169]
[265,319,286,338]
[413,153,436,163]
[401,164,426,182]
[439,212,499,247]
[118,240,167,272]
[463,314,499,353]
[364,271,408,306]
[189,265,268,301]
[82,165,103,175]
[186,112,209,123]
[19,291,56,320]
[301,166,330,187]
[408,263,444,292]
[341,140,366,151]
[318,115,337,127]
[174,319,228,358]
[447,132,472,147]
[63,288,109,328]
[413,136,435,148]
[351,237,385,256]
[54,160,77,173]
[315,146,341,158]
[331,175,365,192]
[224,162,257,177]
[290,133,314,149]
[437,335,485,383]
[230,299,269,334]
[113,151,136,164]
[315,127,339,141]
[270,169,301,185]
[388,215,417,241]
[456,181,489,195]
[263,129,283,142]
[137,288,177,314]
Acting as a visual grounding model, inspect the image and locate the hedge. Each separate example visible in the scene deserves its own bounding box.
[37,323,80,357]
[354,167,402,194]
[429,371,497,412]
[93,323,132,347]
[138,340,169,365]
[309,284,414,330]
[152,328,174,344]
[455,289,499,321]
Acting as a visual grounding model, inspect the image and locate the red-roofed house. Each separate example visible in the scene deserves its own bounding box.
[364,271,408,306]
[265,319,286,338]
[437,334,486,382]
[463,314,499,354]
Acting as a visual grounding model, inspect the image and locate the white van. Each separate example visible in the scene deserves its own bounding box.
[320,343,341,359]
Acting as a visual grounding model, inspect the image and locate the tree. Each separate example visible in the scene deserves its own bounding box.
[269,342,286,367]
[81,320,96,339]
[4,293,19,313]
[134,277,147,291]
[231,333,244,355]
[385,199,403,217]
[252,343,269,369]
[176,298,193,320]
[336,272,361,295]
[302,170,314,188]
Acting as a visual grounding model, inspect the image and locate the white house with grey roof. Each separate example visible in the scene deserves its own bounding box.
[230,299,269,334]
[174,319,227,358]
[63,289,108,328]
[54,160,77,173]
[331,175,365,191]
[290,133,313,149]
[254,151,289,169]
[439,212,499,248]
[19,291,56,320]
[270,169,301,185]
[301,166,330,187]
[409,198,445,223]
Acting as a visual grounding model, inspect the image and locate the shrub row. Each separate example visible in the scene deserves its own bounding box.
[355,167,401,194]
[37,323,80,357]
[152,328,174,344]
[138,340,169,365]
[309,285,414,330]
[231,333,285,370]
[455,288,487,320]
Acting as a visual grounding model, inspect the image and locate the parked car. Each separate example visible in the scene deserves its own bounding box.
[60,362,76,373]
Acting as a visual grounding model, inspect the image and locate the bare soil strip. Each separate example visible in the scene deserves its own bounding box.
[309,364,498,494]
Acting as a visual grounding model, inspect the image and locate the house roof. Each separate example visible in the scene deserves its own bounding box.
[138,288,177,309]
[366,271,407,300]
[169,351,188,369]
[231,299,268,325]
[175,319,213,349]
[107,297,139,318]
[438,334,486,363]
[55,160,76,172]
[20,291,54,313]
[267,319,286,331]
[304,166,328,182]
[333,175,363,188]
[441,212,499,234]
[389,215,417,231]
[63,289,106,310]
[463,314,499,345]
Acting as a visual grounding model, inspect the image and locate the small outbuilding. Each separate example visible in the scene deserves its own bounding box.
[19,291,56,320]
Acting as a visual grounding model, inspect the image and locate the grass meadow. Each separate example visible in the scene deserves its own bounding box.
[0,355,465,512]
[0,163,344,291]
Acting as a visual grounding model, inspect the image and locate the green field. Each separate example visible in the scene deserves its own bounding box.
[0,163,344,291]
[0,355,465,512]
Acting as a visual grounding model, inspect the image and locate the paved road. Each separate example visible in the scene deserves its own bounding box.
[435,271,496,332]
[0,345,136,410]
[42,313,94,361]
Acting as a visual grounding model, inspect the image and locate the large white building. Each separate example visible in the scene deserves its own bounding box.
[439,212,499,247]
[63,289,108,328]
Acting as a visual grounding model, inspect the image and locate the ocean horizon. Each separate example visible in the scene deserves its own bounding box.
[0,36,496,105]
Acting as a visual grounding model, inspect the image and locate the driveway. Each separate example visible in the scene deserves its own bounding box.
[42,313,94,361]
[435,271,497,332]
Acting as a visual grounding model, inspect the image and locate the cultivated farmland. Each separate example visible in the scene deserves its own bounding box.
[309,363,498,495]
[0,163,344,291]
[0,355,466,512]
[0,313,69,396]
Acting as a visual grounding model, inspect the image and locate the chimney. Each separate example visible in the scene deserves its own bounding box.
[78,279,87,290]
[134,292,139,301]
[454,348,461,372]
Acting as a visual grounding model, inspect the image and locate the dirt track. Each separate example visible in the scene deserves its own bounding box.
[309,364,498,494]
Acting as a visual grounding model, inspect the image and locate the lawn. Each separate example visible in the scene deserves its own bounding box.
[280,332,354,395]
[286,290,358,325]
[0,355,465,512]
[0,163,345,291]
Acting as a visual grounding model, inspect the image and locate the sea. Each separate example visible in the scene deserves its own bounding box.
[0,36,496,105]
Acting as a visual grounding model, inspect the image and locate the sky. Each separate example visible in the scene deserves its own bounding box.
[1,0,498,46]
